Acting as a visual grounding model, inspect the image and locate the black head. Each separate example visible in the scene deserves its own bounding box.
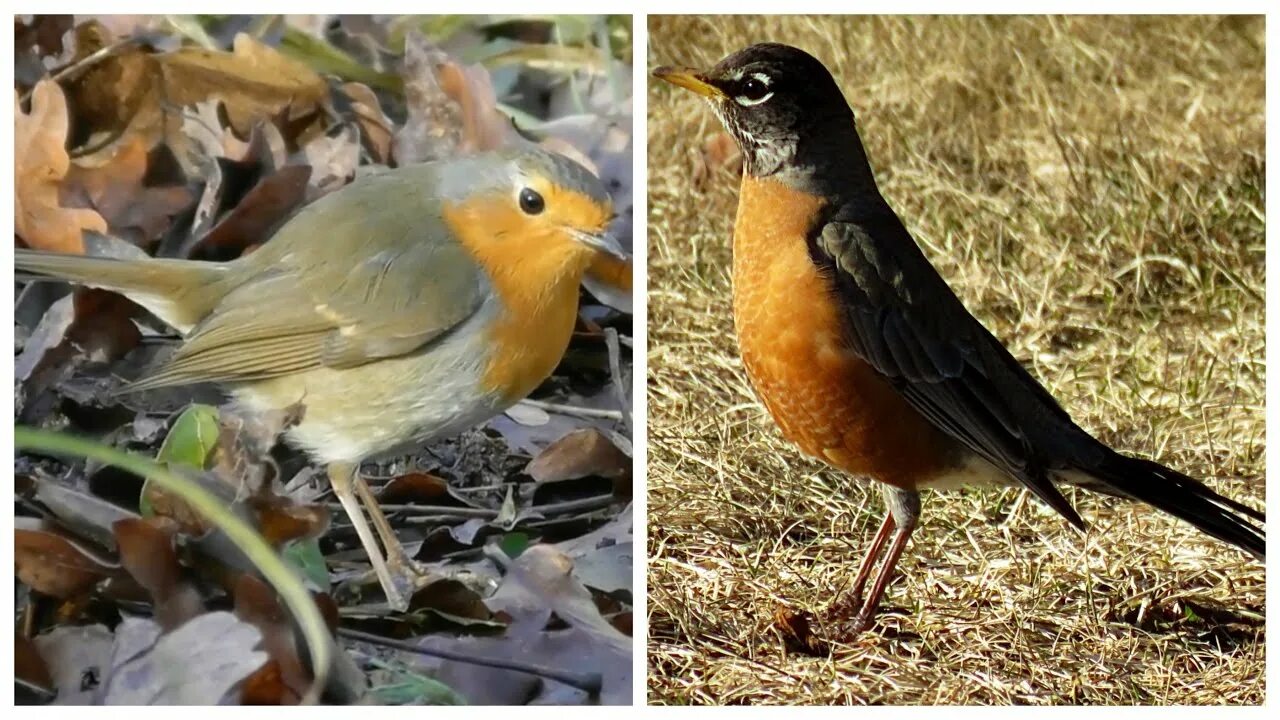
[655,43,856,177]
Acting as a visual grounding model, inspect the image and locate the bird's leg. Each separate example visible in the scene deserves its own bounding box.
[327,462,411,611]
[842,510,896,607]
[851,486,921,631]
[350,471,431,599]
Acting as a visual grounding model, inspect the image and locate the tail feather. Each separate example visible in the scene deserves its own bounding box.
[14,249,230,333]
[1074,451,1264,560]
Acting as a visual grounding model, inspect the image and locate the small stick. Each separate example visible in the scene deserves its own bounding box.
[338,627,602,696]
[604,328,633,434]
[519,399,623,421]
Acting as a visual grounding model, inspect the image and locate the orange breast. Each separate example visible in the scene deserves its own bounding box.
[731,176,956,489]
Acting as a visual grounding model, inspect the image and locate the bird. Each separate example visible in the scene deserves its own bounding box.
[654,43,1264,633]
[15,145,621,612]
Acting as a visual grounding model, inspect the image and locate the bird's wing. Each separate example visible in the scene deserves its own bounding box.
[128,236,487,390]
[813,214,1093,528]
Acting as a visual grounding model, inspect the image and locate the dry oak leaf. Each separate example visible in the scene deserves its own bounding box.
[64,23,328,157]
[161,33,328,136]
[64,135,193,243]
[14,79,108,253]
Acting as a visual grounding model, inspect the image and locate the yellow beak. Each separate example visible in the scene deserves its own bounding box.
[652,66,726,99]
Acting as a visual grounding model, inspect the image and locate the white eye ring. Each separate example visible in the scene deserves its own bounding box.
[735,91,774,106]
[735,72,774,106]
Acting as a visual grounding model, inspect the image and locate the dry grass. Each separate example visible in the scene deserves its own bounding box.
[645,16,1265,705]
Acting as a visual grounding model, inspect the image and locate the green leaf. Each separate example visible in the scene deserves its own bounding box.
[498,532,531,559]
[157,404,221,469]
[283,538,331,593]
[368,662,466,706]
[143,404,221,515]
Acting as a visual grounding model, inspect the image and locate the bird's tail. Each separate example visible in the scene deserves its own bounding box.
[15,249,231,333]
[1072,450,1264,560]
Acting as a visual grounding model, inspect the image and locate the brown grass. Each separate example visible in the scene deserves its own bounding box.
[645,15,1265,705]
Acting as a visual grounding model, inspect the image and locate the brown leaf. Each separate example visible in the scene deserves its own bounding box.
[14,287,142,421]
[162,33,328,136]
[773,607,829,656]
[62,21,165,149]
[525,428,631,484]
[379,471,471,507]
[252,497,330,548]
[340,82,394,164]
[15,633,55,699]
[63,23,327,158]
[14,78,108,253]
[189,164,311,258]
[112,517,205,630]
[409,578,493,622]
[64,135,193,244]
[14,517,119,599]
[234,574,306,704]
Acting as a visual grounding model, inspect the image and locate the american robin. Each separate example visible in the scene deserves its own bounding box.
[15,146,621,611]
[654,43,1264,632]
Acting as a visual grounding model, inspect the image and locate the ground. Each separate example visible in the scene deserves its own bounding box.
[645,15,1264,705]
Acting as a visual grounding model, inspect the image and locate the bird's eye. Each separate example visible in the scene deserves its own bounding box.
[518,187,545,215]
[735,75,774,106]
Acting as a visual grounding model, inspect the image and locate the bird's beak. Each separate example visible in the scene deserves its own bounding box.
[653,66,726,99]
[571,228,627,260]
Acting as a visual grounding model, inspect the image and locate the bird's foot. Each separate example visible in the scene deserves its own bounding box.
[823,594,877,641]
[381,552,438,612]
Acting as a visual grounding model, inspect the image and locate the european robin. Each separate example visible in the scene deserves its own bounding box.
[15,145,622,611]
[655,44,1263,632]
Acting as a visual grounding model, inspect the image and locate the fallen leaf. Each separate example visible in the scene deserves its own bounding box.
[340,82,395,164]
[379,471,472,508]
[296,124,359,199]
[15,633,55,700]
[33,471,139,551]
[186,164,311,259]
[487,544,630,656]
[113,517,205,630]
[162,33,328,135]
[14,517,120,599]
[525,428,631,484]
[773,607,829,657]
[33,623,114,705]
[63,135,193,245]
[15,78,109,253]
[64,23,328,159]
[95,613,267,704]
[233,574,308,704]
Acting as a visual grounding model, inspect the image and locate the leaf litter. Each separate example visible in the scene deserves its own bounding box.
[13,14,633,706]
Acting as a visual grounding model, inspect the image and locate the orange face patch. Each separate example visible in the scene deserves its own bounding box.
[441,189,606,402]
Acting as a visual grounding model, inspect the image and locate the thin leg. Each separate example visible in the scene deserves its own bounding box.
[328,462,411,611]
[351,471,430,597]
[847,511,895,604]
[830,486,921,634]
[852,487,920,630]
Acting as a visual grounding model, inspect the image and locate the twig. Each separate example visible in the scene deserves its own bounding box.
[604,327,632,434]
[519,399,623,420]
[338,627,602,696]
[327,503,497,518]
